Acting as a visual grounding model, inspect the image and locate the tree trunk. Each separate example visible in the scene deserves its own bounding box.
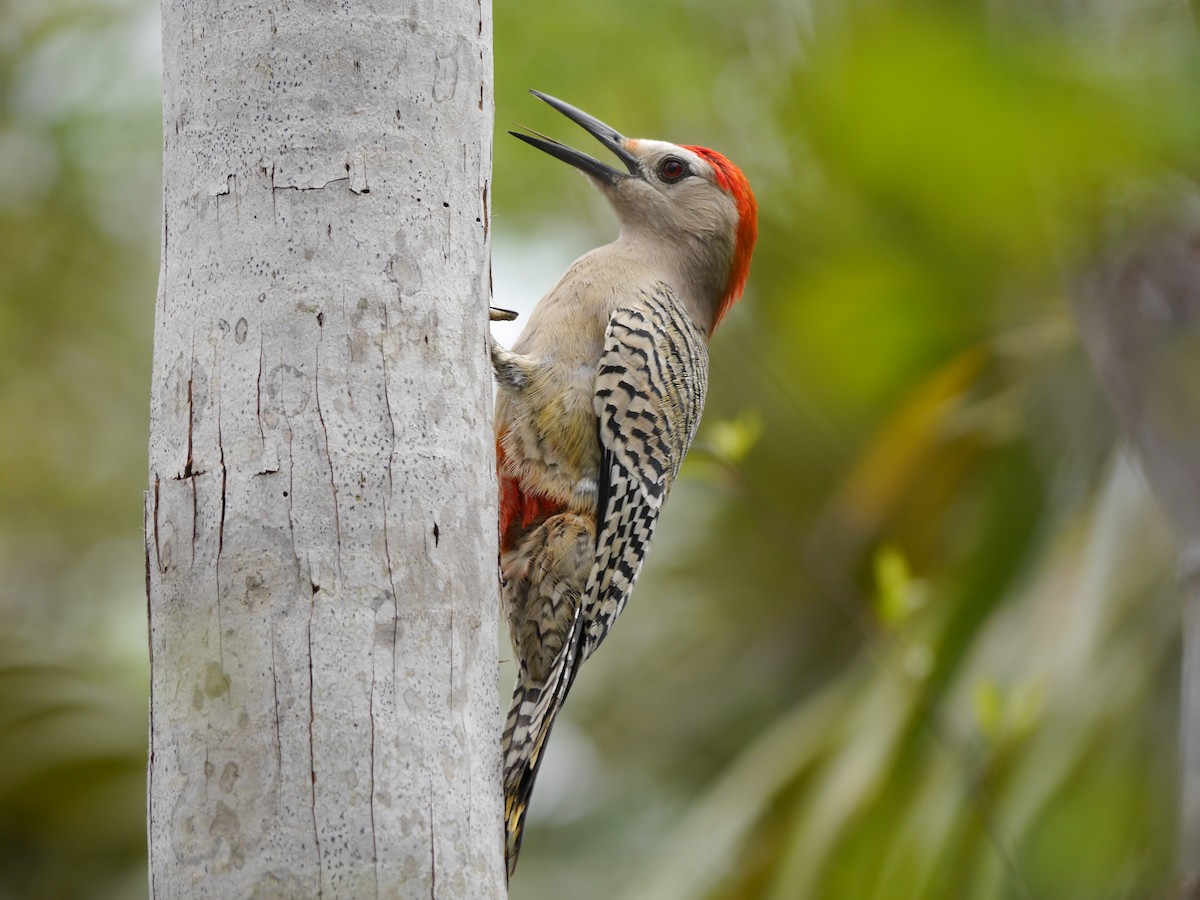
[146,2,504,896]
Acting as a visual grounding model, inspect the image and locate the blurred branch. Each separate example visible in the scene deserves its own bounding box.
[1072,183,1200,543]
[1071,181,1200,894]
[988,0,1200,888]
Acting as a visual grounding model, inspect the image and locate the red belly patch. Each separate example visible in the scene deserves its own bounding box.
[497,439,563,552]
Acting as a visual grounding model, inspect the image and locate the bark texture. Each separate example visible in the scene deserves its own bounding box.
[146,1,503,896]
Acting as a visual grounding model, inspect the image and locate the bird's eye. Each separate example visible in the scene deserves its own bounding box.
[658,158,689,183]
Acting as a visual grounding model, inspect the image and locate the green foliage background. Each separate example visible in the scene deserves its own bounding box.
[3,0,1197,897]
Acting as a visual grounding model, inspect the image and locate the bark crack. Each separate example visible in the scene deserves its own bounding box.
[273,176,351,194]
[153,475,163,572]
[280,364,299,577]
[482,181,489,241]
[307,592,323,898]
[313,331,344,584]
[215,370,226,672]
[190,478,198,566]
[161,210,169,294]
[368,656,379,897]
[381,305,401,708]
[256,332,266,446]
[376,311,395,889]
[270,633,283,799]
[428,780,437,899]
[185,343,198,563]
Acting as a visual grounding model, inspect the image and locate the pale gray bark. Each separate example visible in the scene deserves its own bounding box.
[146,1,504,897]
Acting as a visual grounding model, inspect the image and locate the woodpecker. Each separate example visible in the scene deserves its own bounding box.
[491,90,757,875]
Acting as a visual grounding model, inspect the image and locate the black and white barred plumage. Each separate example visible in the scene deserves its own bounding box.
[500,286,708,874]
[494,90,756,878]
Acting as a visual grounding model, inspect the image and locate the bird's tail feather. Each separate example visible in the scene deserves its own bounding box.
[502,609,584,877]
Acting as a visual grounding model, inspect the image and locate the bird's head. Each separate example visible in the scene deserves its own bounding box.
[513,90,757,333]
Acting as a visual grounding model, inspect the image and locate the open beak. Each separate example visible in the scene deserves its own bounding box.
[510,90,643,186]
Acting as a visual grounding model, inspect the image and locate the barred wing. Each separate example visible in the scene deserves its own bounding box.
[581,285,709,662]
